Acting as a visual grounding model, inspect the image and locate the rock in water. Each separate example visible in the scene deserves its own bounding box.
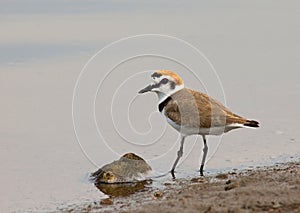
[90,153,152,184]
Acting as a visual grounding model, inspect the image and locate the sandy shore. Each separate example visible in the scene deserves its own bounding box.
[62,161,300,213]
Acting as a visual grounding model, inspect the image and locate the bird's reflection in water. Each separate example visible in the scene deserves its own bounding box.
[95,180,151,197]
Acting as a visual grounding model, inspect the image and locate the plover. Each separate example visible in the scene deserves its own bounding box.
[139,70,259,177]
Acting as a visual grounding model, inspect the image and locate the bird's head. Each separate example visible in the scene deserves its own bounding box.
[138,70,184,102]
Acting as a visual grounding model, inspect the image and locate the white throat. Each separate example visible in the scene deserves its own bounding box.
[157,84,184,104]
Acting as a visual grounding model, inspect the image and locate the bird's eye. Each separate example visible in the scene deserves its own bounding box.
[161,78,169,84]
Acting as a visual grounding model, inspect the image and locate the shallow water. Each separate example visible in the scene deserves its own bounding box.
[1,1,300,212]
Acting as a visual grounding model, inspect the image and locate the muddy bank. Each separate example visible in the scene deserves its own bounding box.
[61,161,300,213]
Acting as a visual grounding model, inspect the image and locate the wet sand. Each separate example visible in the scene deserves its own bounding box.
[61,160,300,213]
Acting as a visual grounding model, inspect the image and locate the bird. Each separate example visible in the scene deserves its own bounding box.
[138,70,259,178]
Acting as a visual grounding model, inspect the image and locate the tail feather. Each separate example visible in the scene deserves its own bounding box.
[244,120,259,128]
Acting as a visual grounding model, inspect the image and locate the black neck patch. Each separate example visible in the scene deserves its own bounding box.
[158,96,172,112]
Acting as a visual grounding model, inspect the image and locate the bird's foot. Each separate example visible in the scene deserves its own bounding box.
[170,169,176,179]
[200,165,204,176]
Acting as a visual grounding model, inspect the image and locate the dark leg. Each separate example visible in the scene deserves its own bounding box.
[170,135,185,179]
[200,135,208,176]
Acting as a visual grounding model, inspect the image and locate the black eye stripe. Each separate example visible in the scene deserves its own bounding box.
[160,78,169,84]
[170,81,175,89]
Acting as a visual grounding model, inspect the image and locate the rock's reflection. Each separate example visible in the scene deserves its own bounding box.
[95,180,151,197]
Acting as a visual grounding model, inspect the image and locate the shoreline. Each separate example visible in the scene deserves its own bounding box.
[61,160,300,212]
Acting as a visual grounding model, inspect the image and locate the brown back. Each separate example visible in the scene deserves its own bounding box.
[164,88,247,128]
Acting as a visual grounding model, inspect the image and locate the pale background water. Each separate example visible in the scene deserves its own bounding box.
[1,1,300,212]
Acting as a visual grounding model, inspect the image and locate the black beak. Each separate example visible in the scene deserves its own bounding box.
[138,84,156,94]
